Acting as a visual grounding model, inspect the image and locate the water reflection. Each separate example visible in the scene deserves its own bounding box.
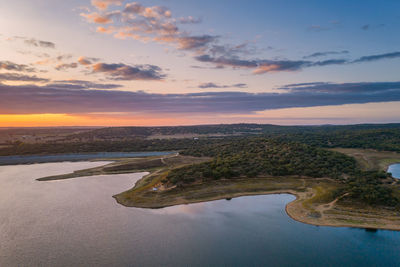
[1,162,400,267]
[388,163,400,179]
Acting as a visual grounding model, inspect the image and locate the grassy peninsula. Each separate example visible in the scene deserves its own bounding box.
[8,124,400,230]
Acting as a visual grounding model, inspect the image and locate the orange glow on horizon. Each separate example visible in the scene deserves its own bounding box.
[1,102,400,127]
[0,113,187,127]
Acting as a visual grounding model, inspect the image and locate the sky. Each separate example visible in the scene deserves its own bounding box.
[0,0,400,126]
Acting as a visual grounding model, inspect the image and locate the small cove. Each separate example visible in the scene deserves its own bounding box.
[388,163,400,179]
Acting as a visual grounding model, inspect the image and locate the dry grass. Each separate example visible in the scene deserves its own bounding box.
[331,148,400,171]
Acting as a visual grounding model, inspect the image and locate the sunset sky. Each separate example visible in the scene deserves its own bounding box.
[1,0,400,126]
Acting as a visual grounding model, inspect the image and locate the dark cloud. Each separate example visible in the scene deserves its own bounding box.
[279,81,400,94]
[8,36,56,49]
[353,52,400,63]
[361,24,370,30]
[282,82,329,88]
[195,55,312,74]
[56,54,73,61]
[361,24,385,31]
[0,61,36,72]
[91,62,166,80]
[55,62,78,71]
[198,82,247,89]
[123,2,171,18]
[195,54,257,68]
[195,50,400,74]
[176,35,217,50]
[1,81,399,114]
[78,56,100,65]
[310,59,347,66]
[303,50,349,59]
[47,80,121,90]
[24,38,56,49]
[208,42,259,57]
[0,73,49,82]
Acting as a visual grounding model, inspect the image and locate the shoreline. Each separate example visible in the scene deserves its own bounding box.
[0,151,176,166]
[114,172,400,231]
[116,185,400,231]
[32,150,400,231]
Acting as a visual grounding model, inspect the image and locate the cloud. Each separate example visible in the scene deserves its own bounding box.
[307,25,330,32]
[282,82,328,88]
[91,0,123,10]
[24,38,56,49]
[80,2,400,76]
[123,2,171,18]
[1,81,399,114]
[174,35,217,50]
[303,50,349,59]
[0,73,49,82]
[47,80,121,90]
[55,62,78,71]
[81,11,120,24]
[198,82,247,89]
[81,1,218,53]
[91,62,166,80]
[0,61,36,72]
[279,81,400,94]
[361,24,370,31]
[310,59,347,66]
[361,24,385,31]
[195,54,313,74]
[78,56,100,65]
[195,50,400,74]
[178,16,202,24]
[8,36,56,49]
[208,42,258,57]
[353,52,400,63]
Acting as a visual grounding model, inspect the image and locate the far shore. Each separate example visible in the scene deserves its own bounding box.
[0,151,175,166]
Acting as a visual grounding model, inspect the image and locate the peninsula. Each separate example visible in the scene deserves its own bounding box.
[22,123,400,231]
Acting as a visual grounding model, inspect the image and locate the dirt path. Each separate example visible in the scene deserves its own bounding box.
[315,193,349,215]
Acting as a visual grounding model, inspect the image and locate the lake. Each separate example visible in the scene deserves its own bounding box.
[1,162,400,266]
[388,163,400,179]
[0,151,174,165]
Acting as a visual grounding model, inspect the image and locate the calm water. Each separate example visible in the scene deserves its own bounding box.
[1,162,400,267]
[388,163,400,179]
[0,151,174,165]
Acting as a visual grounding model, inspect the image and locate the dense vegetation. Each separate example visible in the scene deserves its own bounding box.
[345,170,395,206]
[167,138,357,183]
[0,139,221,156]
[166,137,398,206]
[2,123,400,155]
[274,128,400,153]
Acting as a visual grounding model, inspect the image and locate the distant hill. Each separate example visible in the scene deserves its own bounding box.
[62,123,400,141]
